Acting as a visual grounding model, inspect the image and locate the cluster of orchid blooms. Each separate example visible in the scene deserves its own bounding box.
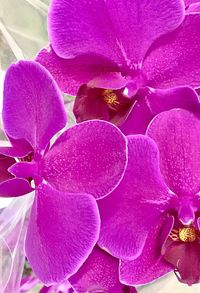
[2,0,200,292]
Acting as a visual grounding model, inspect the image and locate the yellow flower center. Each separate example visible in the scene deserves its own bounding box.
[178,227,197,242]
[169,227,198,242]
[101,89,120,107]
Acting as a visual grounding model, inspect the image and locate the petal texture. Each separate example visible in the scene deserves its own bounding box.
[49,0,184,66]
[98,135,171,259]
[120,86,200,135]
[184,0,199,6]
[69,246,124,293]
[0,178,33,197]
[119,216,172,286]
[143,14,200,89]
[41,120,127,199]
[0,146,32,158]
[186,3,200,12]
[0,137,33,158]
[36,47,118,95]
[3,61,67,153]
[25,183,100,285]
[147,109,200,196]
[9,162,38,181]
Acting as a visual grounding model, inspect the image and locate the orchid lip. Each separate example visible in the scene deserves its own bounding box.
[162,209,200,286]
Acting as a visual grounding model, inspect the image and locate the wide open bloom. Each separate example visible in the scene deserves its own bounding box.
[1,60,127,285]
[97,106,200,286]
[37,0,200,134]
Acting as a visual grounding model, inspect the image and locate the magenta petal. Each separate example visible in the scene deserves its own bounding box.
[147,109,200,196]
[142,86,200,115]
[143,14,200,89]
[184,0,199,6]
[36,47,119,95]
[98,135,171,259]
[25,183,100,285]
[49,0,184,66]
[3,61,67,153]
[41,120,127,199]
[0,146,32,158]
[9,162,38,180]
[0,178,33,197]
[69,246,124,293]
[0,137,33,158]
[119,216,172,286]
[119,94,153,135]
[186,2,200,12]
[120,86,200,135]
[88,72,128,89]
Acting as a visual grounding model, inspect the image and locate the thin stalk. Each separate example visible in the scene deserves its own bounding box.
[0,20,25,60]
[24,0,48,15]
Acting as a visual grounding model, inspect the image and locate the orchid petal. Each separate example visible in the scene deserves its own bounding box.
[147,109,200,196]
[25,183,100,285]
[69,246,125,293]
[143,14,200,89]
[120,95,153,135]
[120,86,200,135]
[9,162,38,181]
[3,61,67,154]
[88,72,128,89]
[186,3,200,12]
[41,120,127,199]
[0,137,33,158]
[0,147,32,158]
[49,0,184,66]
[184,0,199,6]
[36,47,118,95]
[98,135,171,259]
[119,216,172,286]
[0,178,33,197]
